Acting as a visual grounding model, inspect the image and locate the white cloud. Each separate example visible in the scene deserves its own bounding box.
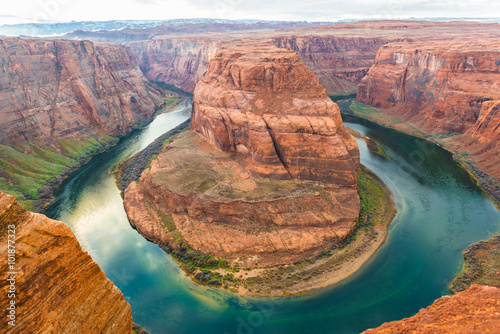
[1,0,499,25]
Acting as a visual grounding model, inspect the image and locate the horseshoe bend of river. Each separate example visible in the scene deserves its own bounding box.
[45,101,500,334]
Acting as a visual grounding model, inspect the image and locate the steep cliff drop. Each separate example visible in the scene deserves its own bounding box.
[0,37,170,210]
[363,284,500,333]
[124,45,360,275]
[0,191,132,333]
[357,40,500,192]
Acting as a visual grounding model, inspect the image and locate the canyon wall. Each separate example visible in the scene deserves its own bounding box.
[357,40,500,180]
[127,38,218,92]
[363,284,500,333]
[125,21,500,97]
[0,191,132,333]
[124,45,360,267]
[127,35,391,96]
[272,36,394,96]
[0,37,169,209]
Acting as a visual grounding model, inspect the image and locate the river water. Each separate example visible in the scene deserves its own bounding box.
[45,102,500,334]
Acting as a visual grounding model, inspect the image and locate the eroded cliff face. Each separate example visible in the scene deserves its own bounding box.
[124,45,360,267]
[363,284,500,333]
[127,38,218,92]
[0,37,168,208]
[357,41,500,134]
[0,191,132,333]
[357,40,500,181]
[1,37,166,143]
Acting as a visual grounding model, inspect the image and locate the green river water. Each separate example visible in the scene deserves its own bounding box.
[45,101,500,334]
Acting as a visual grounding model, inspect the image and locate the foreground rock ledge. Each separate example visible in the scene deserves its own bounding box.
[0,191,132,333]
[363,284,500,333]
[124,45,360,268]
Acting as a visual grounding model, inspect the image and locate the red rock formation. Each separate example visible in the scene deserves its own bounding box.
[192,45,360,185]
[447,100,500,181]
[126,21,500,97]
[363,284,500,333]
[0,191,132,333]
[124,45,360,267]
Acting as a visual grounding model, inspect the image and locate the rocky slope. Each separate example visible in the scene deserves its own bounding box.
[0,37,169,209]
[0,191,132,333]
[363,284,500,333]
[357,40,500,182]
[124,45,360,268]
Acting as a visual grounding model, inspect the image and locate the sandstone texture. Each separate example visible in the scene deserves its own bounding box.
[363,284,500,334]
[357,40,500,181]
[124,46,360,267]
[272,36,394,95]
[0,191,132,333]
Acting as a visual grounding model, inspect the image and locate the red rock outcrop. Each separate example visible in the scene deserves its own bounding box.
[126,21,500,97]
[363,284,500,333]
[357,41,500,134]
[192,45,360,185]
[124,45,360,267]
[0,191,132,333]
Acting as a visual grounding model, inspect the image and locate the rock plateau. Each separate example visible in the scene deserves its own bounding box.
[124,45,360,267]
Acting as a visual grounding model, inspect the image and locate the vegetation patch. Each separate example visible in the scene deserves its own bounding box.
[450,235,500,293]
[0,137,114,211]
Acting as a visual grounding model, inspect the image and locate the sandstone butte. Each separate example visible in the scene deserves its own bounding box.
[0,191,132,333]
[0,37,169,209]
[124,45,360,268]
[363,284,500,334]
[357,40,500,181]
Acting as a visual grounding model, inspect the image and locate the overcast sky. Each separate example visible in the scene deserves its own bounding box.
[1,0,499,25]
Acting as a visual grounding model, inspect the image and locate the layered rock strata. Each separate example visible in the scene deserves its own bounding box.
[0,191,132,333]
[124,46,360,267]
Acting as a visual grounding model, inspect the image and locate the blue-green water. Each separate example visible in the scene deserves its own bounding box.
[45,103,500,334]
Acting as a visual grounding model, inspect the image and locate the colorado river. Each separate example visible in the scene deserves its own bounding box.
[45,101,500,334]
